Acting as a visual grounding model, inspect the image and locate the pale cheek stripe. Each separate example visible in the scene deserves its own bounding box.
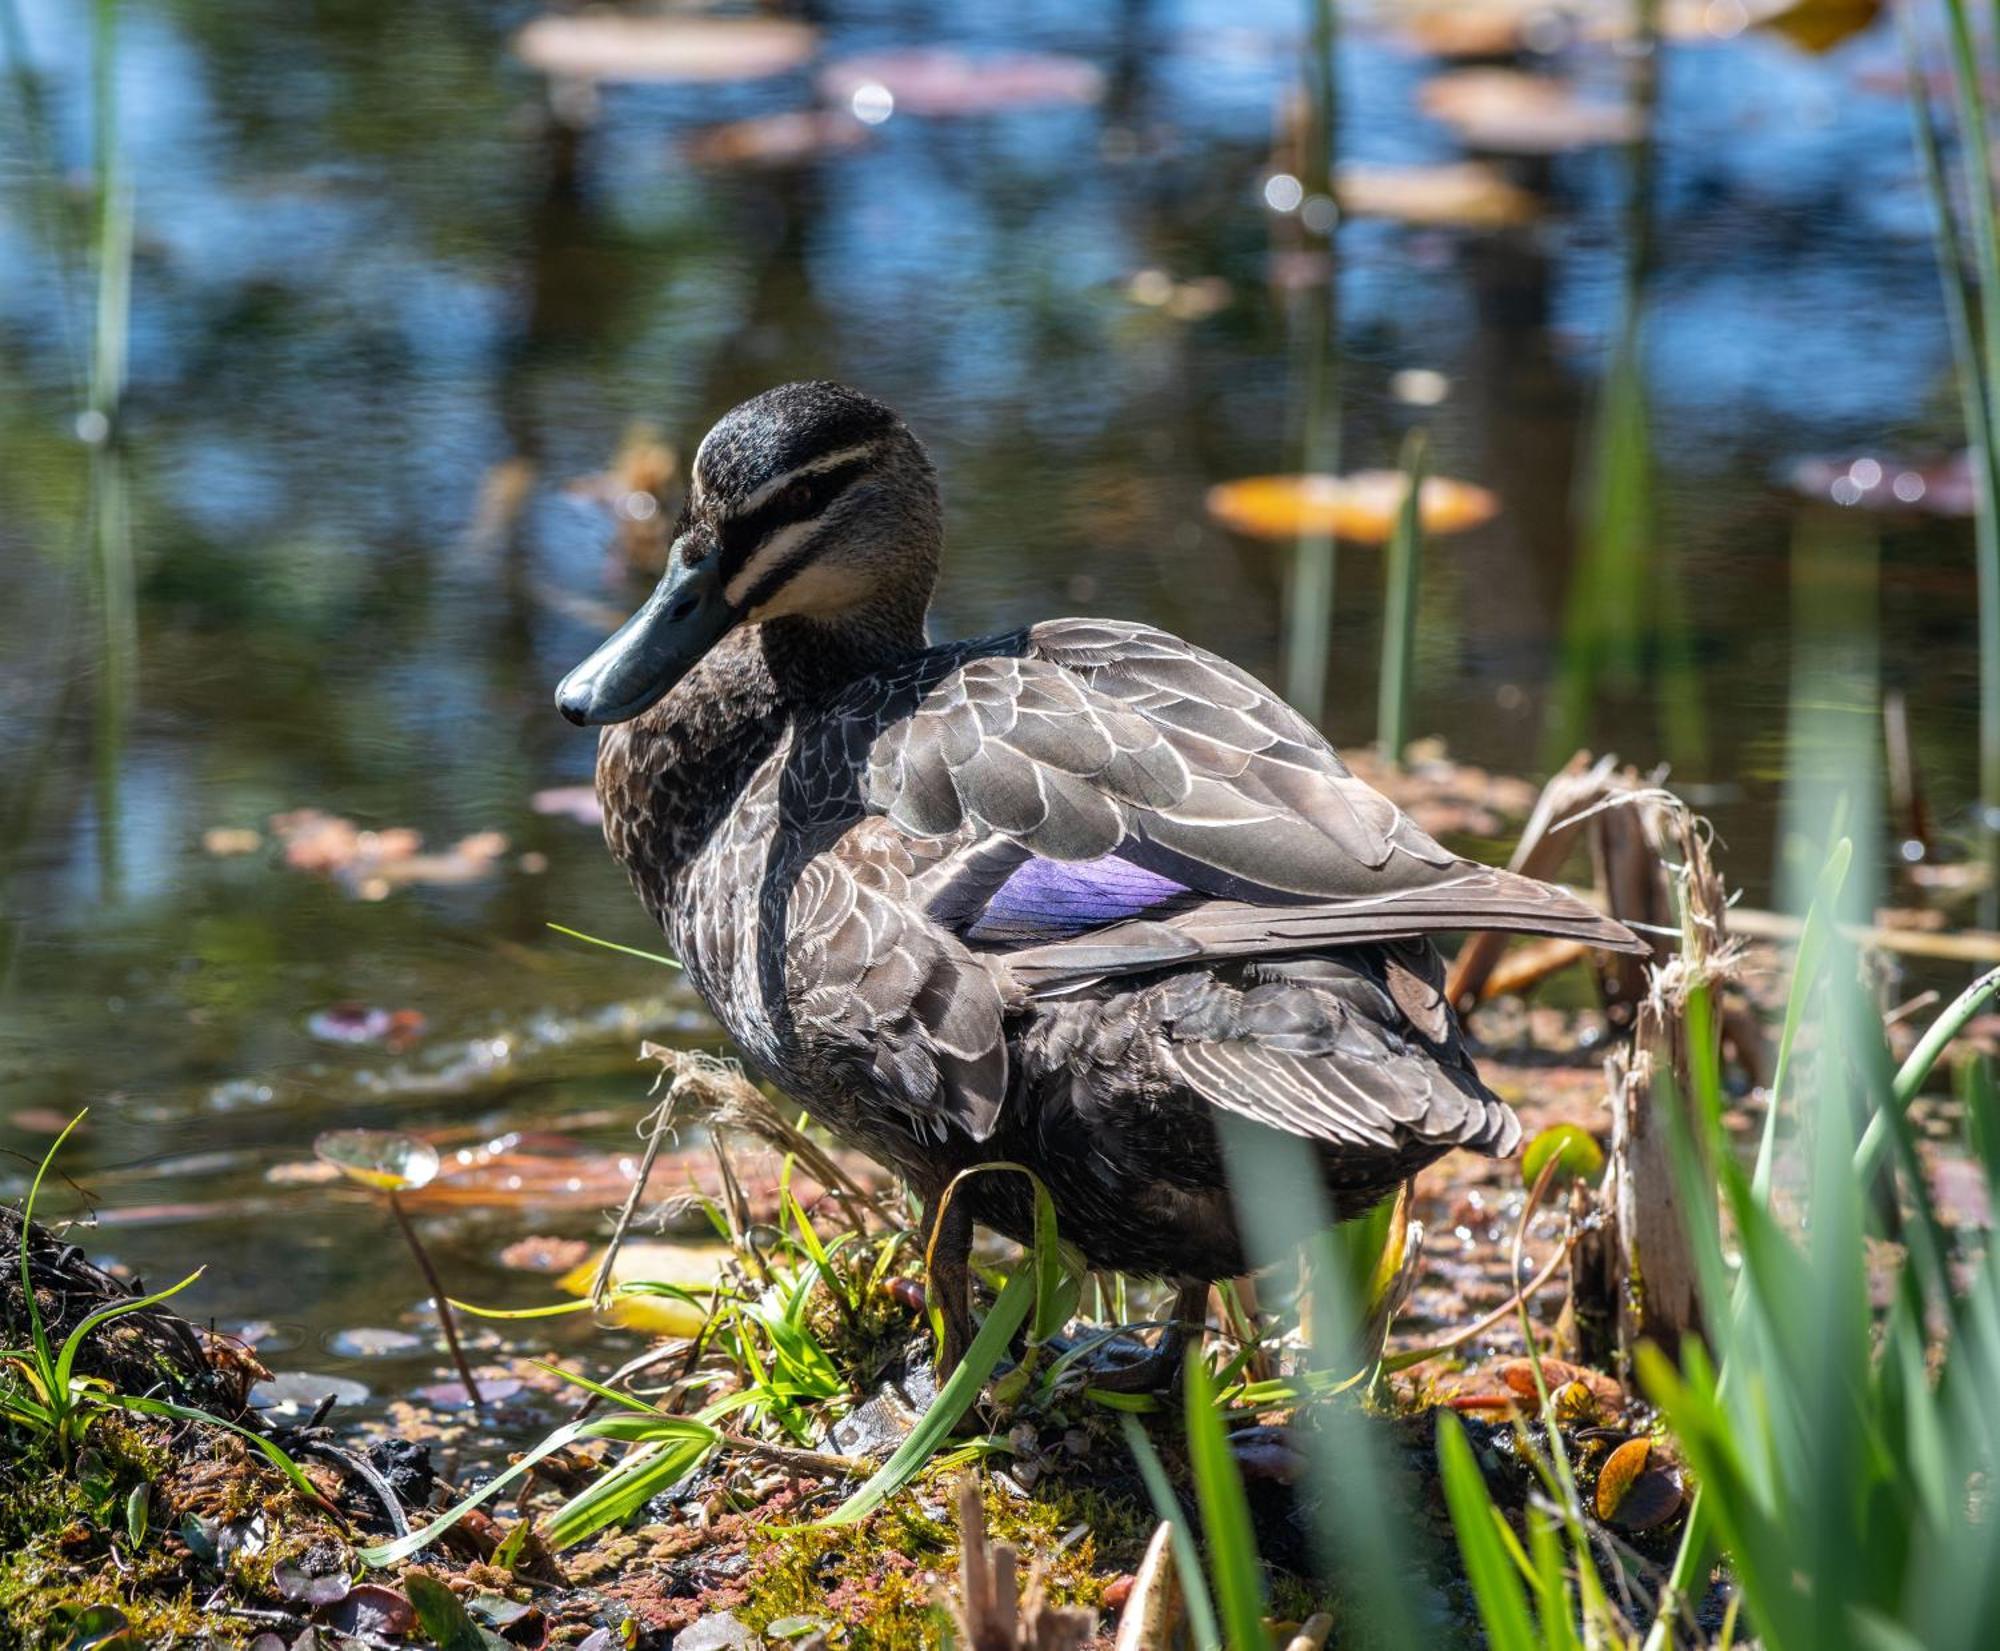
[723,518,819,608]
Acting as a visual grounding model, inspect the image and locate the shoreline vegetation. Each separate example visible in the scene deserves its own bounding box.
[8,751,2000,1649]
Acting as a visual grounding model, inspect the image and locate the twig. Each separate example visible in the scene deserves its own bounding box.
[589,1079,679,1306]
[719,1432,870,1478]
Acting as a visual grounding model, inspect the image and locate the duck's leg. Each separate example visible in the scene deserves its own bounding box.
[1090,1279,1211,1393]
[922,1192,975,1381]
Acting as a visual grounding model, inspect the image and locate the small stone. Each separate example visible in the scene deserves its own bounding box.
[674,1609,761,1650]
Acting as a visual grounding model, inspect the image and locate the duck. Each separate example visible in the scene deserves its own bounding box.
[556,380,1643,1388]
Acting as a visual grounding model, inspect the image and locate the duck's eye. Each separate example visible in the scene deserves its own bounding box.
[781,479,815,516]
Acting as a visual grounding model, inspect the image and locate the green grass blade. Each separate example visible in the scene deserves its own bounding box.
[1183,1352,1267,1650]
[18,1110,89,1383]
[818,1266,1036,1527]
[104,1395,320,1505]
[545,923,682,968]
[1437,1414,1540,1651]
[1756,837,1852,1197]
[1119,1412,1223,1651]
[1853,965,2000,1183]
[544,1420,720,1549]
[55,1268,203,1399]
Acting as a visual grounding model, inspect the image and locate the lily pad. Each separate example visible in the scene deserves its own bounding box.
[512,15,818,85]
[1419,69,1640,154]
[1205,471,1499,545]
[556,1240,734,1337]
[818,49,1102,118]
[314,1129,440,1193]
[1336,161,1538,228]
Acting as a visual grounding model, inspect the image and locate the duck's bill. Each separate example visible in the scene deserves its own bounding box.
[555,560,733,726]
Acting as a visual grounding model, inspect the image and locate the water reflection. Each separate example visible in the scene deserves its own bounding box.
[0,0,1981,1356]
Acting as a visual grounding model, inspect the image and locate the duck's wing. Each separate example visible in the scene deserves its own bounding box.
[860,619,1642,972]
[781,817,1012,1145]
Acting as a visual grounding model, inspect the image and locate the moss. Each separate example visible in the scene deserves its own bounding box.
[727,1471,1149,1647]
[0,1408,353,1650]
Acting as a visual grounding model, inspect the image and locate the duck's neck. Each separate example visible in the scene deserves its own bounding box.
[594,609,930,913]
[755,605,929,702]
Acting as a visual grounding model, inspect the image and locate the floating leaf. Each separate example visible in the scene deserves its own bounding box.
[1521,1124,1605,1189]
[513,15,818,84]
[1419,69,1640,154]
[326,1327,424,1359]
[818,49,1102,117]
[1336,162,1538,229]
[313,1129,441,1193]
[1206,471,1499,545]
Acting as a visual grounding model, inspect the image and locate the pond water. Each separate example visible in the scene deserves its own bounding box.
[0,1,1981,1416]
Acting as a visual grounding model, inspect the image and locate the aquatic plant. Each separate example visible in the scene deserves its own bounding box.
[313,1128,486,1407]
[2,1113,318,1500]
[1901,0,2000,916]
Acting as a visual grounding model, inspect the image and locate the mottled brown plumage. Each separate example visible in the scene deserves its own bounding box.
[559,382,1644,1381]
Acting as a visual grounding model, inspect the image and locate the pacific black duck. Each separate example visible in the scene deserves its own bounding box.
[557,381,1643,1386]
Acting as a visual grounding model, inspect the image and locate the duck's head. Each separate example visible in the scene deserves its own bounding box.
[556,381,941,726]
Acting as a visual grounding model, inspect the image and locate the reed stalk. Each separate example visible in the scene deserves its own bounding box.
[1375,429,1427,767]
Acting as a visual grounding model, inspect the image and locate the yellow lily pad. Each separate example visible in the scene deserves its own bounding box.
[1205,472,1499,545]
[556,1241,734,1338]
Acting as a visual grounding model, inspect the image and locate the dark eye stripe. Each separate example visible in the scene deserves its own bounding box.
[716,455,873,583]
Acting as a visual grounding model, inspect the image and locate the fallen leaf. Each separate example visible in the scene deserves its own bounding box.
[307,1004,427,1049]
[498,1235,595,1275]
[1594,1436,1684,1529]
[1336,161,1538,228]
[513,14,818,84]
[1499,1357,1625,1414]
[684,110,869,168]
[1206,471,1499,544]
[325,1585,417,1637]
[1784,450,1977,516]
[1757,0,1881,52]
